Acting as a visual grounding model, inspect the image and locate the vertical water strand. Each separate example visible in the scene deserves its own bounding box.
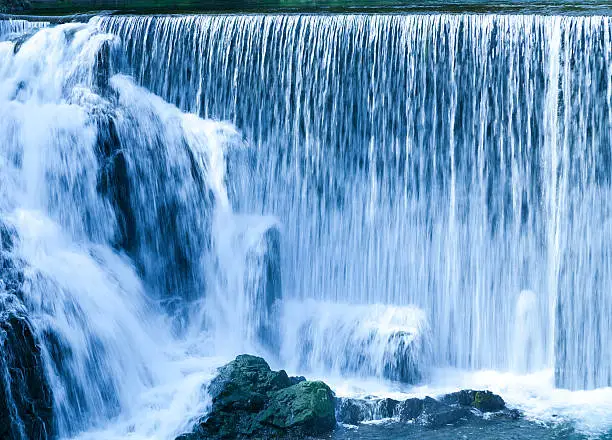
[544,17,562,378]
[506,16,519,371]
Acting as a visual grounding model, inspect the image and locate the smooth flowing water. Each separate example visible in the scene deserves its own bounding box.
[0,10,611,440]
[99,13,612,387]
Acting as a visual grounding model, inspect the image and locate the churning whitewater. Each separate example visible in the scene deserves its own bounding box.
[0,11,611,440]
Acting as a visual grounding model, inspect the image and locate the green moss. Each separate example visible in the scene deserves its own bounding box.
[258,380,336,434]
[189,355,336,439]
[472,391,505,412]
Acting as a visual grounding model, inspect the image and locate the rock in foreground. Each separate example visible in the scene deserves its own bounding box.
[337,389,512,428]
[177,354,336,439]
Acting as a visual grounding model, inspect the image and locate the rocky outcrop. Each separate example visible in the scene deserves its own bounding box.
[337,389,512,428]
[0,298,54,440]
[0,223,54,440]
[440,389,506,412]
[177,355,336,439]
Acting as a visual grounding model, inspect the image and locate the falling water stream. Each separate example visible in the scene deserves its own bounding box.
[0,10,611,440]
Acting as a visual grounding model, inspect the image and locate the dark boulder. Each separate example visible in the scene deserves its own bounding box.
[291,302,431,385]
[178,354,336,439]
[341,389,508,428]
[289,375,306,385]
[398,396,472,427]
[336,398,364,425]
[337,397,399,425]
[0,296,54,440]
[382,330,427,383]
[416,396,472,428]
[258,380,336,435]
[441,390,505,412]
[397,397,424,421]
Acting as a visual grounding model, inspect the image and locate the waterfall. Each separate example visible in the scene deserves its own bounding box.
[0,17,47,40]
[0,20,264,439]
[0,10,612,440]
[98,14,612,389]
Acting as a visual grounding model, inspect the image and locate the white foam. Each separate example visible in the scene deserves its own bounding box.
[325,368,612,436]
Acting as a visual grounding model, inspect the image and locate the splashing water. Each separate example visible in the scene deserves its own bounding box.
[0,11,611,440]
[0,21,262,439]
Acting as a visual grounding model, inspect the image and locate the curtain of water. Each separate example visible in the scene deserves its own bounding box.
[0,18,47,40]
[100,14,612,389]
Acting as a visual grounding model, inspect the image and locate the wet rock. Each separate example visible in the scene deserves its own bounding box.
[178,354,336,439]
[289,375,306,385]
[0,296,54,440]
[417,397,472,428]
[377,397,400,418]
[398,397,424,421]
[383,330,427,382]
[337,397,399,425]
[0,224,53,439]
[0,223,14,251]
[441,389,505,412]
[344,389,508,428]
[398,396,472,428]
[337,398,364,425]
[94,39,113,95]
[287,300,431,384]
[0,223,23,296]
[244,225,282,351]
[258,380,336,435]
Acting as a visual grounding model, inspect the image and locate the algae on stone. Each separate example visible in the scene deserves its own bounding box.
[178,354,336,439]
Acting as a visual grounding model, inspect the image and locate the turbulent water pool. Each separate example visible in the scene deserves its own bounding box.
[0,5,611,440]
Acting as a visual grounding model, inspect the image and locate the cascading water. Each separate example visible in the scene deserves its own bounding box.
[99,13,612,388]
[0,18,47,39]
[0,20,272,439]
[0,9,611,440]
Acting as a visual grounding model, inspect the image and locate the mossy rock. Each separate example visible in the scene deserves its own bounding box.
[473,391,505,412]
[179,355,336,439]
[441,389,505,413]
[258,381,336,435]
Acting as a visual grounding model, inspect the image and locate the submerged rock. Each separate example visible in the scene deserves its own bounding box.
[244,225,283,352]
[338,389,508,429]
[178,354,336,439]
[337,397,399,425]
[284,300,431,384]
